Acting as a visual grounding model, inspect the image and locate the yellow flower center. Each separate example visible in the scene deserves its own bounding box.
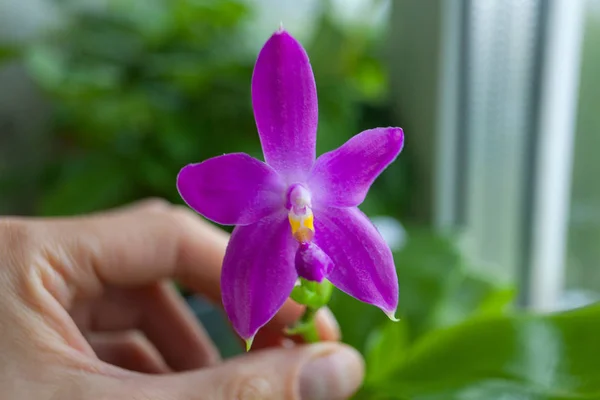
[289,210,314,243]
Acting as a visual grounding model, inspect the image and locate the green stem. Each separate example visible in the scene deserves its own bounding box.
[287,278,333,343]
[298,306,320,343]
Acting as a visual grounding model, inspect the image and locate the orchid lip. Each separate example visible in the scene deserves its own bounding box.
[295,242,334,282]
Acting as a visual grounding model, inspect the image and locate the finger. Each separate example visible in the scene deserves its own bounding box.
[32,200,339,342]
[125,343,364,400]
[138,282,221,369]
[88,331,170,374]
[88,282,220,370]
[100,197,172,215]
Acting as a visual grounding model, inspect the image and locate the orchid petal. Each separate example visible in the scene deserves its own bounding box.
[308,127,404,207]
[177,153,285,226]
[314,206,398,315]
[252,29,318,178]
[221,212,297,340]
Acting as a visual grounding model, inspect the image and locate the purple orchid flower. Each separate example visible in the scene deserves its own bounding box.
[177,28,404,344]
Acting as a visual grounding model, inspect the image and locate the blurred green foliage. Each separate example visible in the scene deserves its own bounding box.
[3,0,407,219]
[330,228,515,356]
[360,303,600,399]
[1,1,600,399]
[330,229,600,400]
[23,0,260,215]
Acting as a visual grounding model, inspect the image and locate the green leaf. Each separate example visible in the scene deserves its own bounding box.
[395,228,515,341]
[329,288,388,352]
[366,304,600,399]
[430,275,515,330]
[365,320,410,386]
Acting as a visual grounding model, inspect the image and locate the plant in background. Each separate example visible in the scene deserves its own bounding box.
[177,28,404,348]
[16,0,260,216]
[4,0,405,220]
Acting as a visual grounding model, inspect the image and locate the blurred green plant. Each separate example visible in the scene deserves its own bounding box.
[329,229,600,400]
[359,304,600,399]
[0,46,19,63]
[22,0,258,215]
[330,228,515,355]
[6,0,406,219]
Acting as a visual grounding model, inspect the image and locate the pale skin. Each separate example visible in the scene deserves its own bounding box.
[0,199,364,400]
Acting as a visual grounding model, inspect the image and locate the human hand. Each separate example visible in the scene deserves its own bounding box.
[0,199,364,399]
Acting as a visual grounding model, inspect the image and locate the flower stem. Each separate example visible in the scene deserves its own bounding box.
[287,278,333,343]
[298,306,320,343]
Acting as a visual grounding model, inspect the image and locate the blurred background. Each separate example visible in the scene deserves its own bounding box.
[1,0,600,398]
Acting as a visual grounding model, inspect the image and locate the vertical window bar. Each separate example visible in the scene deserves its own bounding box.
[526,0,586,310]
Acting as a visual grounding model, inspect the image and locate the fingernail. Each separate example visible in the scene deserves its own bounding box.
[299,345,364,400]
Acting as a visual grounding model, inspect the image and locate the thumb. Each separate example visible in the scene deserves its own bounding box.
[135,343,364,400]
